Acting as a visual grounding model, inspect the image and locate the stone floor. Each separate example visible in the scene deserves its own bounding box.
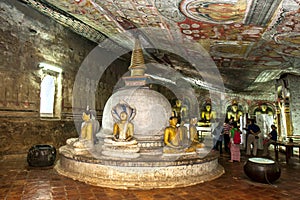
[0,149,300,200]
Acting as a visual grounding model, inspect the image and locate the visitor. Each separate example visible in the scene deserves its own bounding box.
[246,119,261,156]
[262,125,278,156]
[212,121,223,154]
[223,117,233,154]
[229,122,241,162]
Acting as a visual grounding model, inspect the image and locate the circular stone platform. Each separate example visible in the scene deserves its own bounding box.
[55,146,224,190]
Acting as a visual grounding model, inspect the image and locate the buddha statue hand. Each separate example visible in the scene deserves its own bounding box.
[114,133,119,140]
[125,136,133,141]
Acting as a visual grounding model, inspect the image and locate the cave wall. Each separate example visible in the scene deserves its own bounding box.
[0,0,129,155]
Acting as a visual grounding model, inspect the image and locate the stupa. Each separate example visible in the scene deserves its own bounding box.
[55,37,224,189]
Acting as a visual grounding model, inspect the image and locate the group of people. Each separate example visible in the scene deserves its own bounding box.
[212,118,242,162]
[212,117,278,163]
[245,119,278,157]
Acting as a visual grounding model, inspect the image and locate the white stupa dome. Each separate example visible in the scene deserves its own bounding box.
[101,86,172,140]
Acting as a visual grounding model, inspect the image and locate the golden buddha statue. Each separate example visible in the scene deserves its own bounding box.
[178,120,189,147]
[164,116,182,149]
[172,99,187,123]
[255,103,273,116]
[189,118,200,144]
[111,102,136,142]
[70,110,96,151]
[187,118,204,152]
[113,111,134,141]
[80,110,93,141]
[226,100,243,125]
[100,102,140,158]
[198,102,216,127]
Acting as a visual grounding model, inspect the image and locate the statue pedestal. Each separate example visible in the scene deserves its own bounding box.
[65,138,93,155]
[101,138,140,159]
[55,148,224,189]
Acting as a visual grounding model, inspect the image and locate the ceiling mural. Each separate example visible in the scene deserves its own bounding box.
[20,0,300,100]
[179,0,247,24]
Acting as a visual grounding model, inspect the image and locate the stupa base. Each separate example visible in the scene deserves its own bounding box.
[101,150,140,159]
[55,147,224,190]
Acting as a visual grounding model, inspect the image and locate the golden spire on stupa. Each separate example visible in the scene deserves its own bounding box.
[128,37,147,77]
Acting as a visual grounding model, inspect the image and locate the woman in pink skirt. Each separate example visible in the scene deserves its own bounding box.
[229,122,241,162]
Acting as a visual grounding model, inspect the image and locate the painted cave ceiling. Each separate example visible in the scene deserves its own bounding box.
[20,0,300,100]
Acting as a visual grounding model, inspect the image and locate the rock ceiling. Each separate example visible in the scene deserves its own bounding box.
[20,0,300,100]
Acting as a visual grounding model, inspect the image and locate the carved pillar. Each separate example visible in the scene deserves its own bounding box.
[283,98,292,137]
[276,74,293,140]
[275,103,282,141]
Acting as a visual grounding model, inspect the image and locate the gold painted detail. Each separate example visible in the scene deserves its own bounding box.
[128,38,147,77]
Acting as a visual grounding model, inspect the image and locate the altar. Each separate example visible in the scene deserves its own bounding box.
[196,126,212,142]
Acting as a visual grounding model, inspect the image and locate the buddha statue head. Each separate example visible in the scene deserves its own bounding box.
[82,110,91,122]
[190,117,197,126]
[111,101,136,123]
[232,104,238,112]
[231,99,239,112]
[169,116,178,127]
[205,103,211,112]
[120,111,128,122]
[261,103,267,112]
[175,99,182,107]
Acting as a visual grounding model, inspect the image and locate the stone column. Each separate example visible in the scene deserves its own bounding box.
[283,98,292,137]
[287,74,300,137]
[275,104,282,140]
[276,75,292,140]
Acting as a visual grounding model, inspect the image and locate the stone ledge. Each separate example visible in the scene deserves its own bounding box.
[55,155,224,190]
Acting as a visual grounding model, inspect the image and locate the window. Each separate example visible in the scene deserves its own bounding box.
[40,75,55,117]
[39,63,62,119]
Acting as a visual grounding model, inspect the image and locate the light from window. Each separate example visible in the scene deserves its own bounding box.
[40,75,55,117]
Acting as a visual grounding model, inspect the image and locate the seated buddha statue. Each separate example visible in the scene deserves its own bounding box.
[172,99,187,124]
[198,103,216,127]
[101,102,140,158]
[186,118,204,152]
[189,118,200,144]
[255,103,273,116]
[68,110,98,153]
[113,111,134,142]
[226,100,243,126]
[110,102,136,142]
[90,110,100,143]
[164,116,181,149]
[177,119,189,147]
[80,110,93,141]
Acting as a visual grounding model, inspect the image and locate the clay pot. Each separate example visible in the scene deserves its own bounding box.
[244,157,281,183]
[27,144,56,167]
